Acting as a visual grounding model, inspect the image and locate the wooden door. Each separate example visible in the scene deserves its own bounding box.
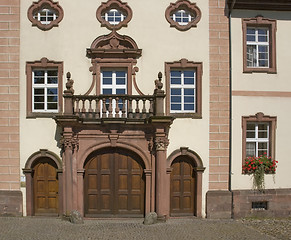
[33,158,59,215]
[170,156,195,216]
[84,148,145,217]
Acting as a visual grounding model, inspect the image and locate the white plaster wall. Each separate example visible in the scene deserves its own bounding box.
[20,0,210,216]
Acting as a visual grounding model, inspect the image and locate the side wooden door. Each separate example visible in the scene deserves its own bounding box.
[33,158,59,215]
[170,157,195,216]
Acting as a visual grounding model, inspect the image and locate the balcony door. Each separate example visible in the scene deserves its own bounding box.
[101,69,127,117]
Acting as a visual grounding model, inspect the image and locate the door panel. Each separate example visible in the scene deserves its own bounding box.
[33,158,58,215]
[84,148,144,217]
[170,157,195,216]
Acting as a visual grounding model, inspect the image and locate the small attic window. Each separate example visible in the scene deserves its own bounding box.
[102,8,127,25]
[33,8,58,25]
[96,0,132,30]
[165,0,201,31]
[171,9,195,25]
[27,0,64,31]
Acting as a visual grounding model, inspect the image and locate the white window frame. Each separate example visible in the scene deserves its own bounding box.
[102,9,126,25]
[33,8,58,25]
[246,122,269,157]
[246,27,269,68]
[171,9,194,26]
[32,69,58,113]
[170,70,196,113]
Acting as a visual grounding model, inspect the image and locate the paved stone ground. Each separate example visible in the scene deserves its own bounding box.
[0,217,290,240]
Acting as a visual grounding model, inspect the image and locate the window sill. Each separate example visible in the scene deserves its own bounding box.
[243,67,277,74]
[26,112,59,119]
[169,113,202,119]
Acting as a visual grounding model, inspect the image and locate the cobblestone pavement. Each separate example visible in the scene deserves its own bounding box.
[0,217,290,240]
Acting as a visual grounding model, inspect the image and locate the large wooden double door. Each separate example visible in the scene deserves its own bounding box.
[84,148,145,217]
[170,156,196,216]
[33,158,59,216]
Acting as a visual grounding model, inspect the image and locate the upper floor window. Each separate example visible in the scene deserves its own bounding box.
[171,9,195,26]
[28,0,64,31]
[170,70,195,113]
[26,58,63,118]
[32,69,58,112]
[165,0,201,31]
[96,0,132,30]
[242,16,276,73]
[102,9,126,25]
[165,59,202,118]
[33,8,58,25]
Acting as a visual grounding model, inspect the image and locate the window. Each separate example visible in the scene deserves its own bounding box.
[32,70,58,112]
[171,9,195,26]
[170,70,195,113]
[242,16,276,73]
[96,0,132,30]
[101,70,127,117]
[26,58,63,118]
[165,0,202,31]
[27,0,64,31]
[33,8,58,25]
[102,9,126,25]
[165,59,202,118]
[246,122,269,157]
[242,112,276,164]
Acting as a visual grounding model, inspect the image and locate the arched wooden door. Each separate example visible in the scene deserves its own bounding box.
[33,158,59,216]
[170,156,196,216]
[84,148,145,217]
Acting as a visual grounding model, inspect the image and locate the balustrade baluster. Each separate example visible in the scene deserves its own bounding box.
[135,98,140,119]
[149,98,154,117]
[75,98,80,116]
[102,98,107,118]
[142,98,147,118]
[115,97,120,118]
[122,97,126,118]
[128,98,133,118]
[108,97,113,118]
[95,98,100,119]
[88,99,93,119]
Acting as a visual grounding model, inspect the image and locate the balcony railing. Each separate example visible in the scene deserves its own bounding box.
[62,72,166,121]
[72,94,155,119]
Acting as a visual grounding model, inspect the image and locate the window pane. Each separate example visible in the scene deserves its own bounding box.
[184,104,194,110]
[47,88,58,95]
[170,71,181,84]
[34,88,44,94]
[258,142,268,150]
[34,103,44,110]
[247,45,257,67]
[171,96,181,103]
[116,89,126,94]
[258,131,268,138]
[246,142,256,157]
[258,123,268,130]
[171,88,181,95]
[184,71,194,78]
[47,77,58,84]
[246,131,255,138]
[34,96,44,102]
[247,28,255,34]
[184,88,194,95]
[47,96,58,102]
[47,103,58,110]
[171,104,181,110]
[102,89,112,94]
[47,70,58,76]
[184,96,194,103]
[247,123,256,130]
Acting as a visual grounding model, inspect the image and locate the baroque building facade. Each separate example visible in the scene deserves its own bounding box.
[0,0,290,219]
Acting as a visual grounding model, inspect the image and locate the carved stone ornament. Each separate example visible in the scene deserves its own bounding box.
[165,0,202,31]
[86,30,142,59]
[64,72,74,94]
[27,0,64,31]
[60,135,79,151]
[155,137,169,151]
[96,0,132,30]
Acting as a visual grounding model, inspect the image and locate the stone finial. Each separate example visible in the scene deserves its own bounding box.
[155,72,163,91]
[65,72,74,94]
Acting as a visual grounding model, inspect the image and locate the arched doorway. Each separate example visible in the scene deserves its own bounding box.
[84,148,145,217]
[33,157,59,216]
[170,156,196,216]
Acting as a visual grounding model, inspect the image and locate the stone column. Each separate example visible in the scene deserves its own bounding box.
[144,169,152,214]
[23,169,33,216]
[61,127,78,216]
[155,129,169,220]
